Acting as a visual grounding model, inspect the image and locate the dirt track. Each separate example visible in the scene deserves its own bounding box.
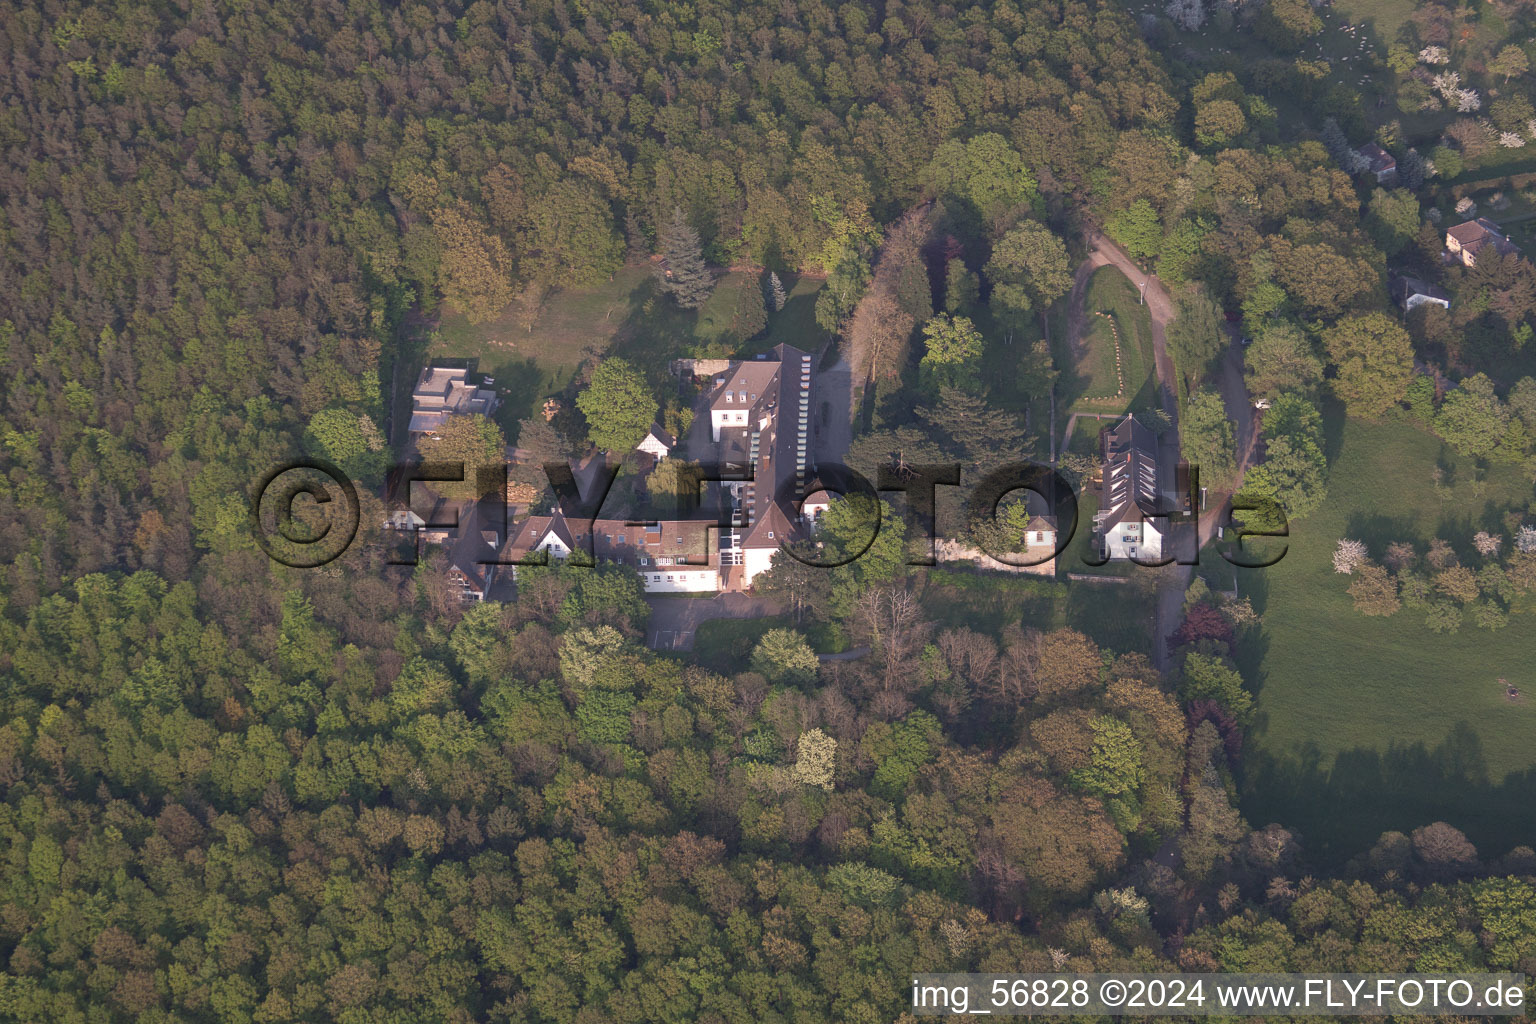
[1061,234,1257,669]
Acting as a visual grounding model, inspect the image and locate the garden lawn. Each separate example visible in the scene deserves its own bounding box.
[1241,412,1536,865]
[1066,267,1157,419]
[919,552,1156,657]
[420,266,824,445]
[1330,0,1416,44]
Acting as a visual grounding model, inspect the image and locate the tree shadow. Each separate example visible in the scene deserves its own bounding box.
[1318,395,1349,467]
[755,272,823,355]
[1344,510,1417,554]
[1242,721,1536,869]
[1230,565,1271,700]
[494,356,547,441]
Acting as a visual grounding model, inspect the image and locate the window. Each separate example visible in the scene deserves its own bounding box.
[653,575,661,582]
[638,556,648,566]
[738,390,745,402]
[724,393,732,403]
[667,575,675,581]
[767,531,774,539]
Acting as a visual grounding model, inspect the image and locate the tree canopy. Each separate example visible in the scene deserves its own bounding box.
[577,359,658,453]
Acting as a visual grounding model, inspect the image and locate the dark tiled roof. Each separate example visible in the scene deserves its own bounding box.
[1097,415,1161,529]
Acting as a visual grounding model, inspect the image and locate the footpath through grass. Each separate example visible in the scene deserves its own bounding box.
[1241,412,1536,864]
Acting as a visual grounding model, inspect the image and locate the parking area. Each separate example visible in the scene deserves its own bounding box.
[649,627,695,650]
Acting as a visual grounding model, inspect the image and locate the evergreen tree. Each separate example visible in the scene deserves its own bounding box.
[512,416,574,488]
[944,258,979,314]
[657,208,713,309]
[1398,148,1427,190]
[767,271,787,312]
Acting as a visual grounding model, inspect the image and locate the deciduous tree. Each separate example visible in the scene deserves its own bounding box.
[577,358,657,452]
[1322,314,1414,418]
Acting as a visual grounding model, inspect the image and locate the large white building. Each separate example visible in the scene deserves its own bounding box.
[408,364,500,440]
[503,344,820,593]
[1092,414,1164,562]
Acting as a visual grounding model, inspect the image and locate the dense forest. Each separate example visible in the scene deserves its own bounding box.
[1,571,1535,1021]
[2,0,1536,1019]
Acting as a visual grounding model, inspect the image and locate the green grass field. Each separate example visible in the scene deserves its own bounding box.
[1063,268,1157,420]
[1241,412,1536,864]
[692,615,844,672]
[918,571,1154,656]
[919,521,1158,659]
[413,266,825,447]
[1331,0,1415,44]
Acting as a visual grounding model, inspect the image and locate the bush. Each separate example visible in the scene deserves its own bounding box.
[749,628,820,686]
[1348,563,1401,616]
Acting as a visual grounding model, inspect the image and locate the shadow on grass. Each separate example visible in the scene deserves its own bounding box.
[496,356,547,440]
[1242,721,1536,869]
[1229,565,1271,701]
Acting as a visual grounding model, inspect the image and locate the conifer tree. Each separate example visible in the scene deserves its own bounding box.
[767,271,787,312]
[657,208,713,309]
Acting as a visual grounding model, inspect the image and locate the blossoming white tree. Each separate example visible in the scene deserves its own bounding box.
[1333,538,1368,574]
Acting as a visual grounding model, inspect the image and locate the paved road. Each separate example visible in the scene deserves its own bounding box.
[815,352,854,469]
[645,591,779,650]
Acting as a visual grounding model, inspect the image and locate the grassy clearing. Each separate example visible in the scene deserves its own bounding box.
[692,615,843,672]
[1241,411,1536,864]
[692,617,794,673]
[917,572,1155,656]
[915,503,1155,657]
[1330,0,1415,43]
[418,266,825,446]
[1144,9,1396,132]
[1063,268,1157,420]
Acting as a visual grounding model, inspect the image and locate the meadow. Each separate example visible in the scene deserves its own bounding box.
[401,266,826,447]
[1238,412,1536,864]
[1062,268,1158,422]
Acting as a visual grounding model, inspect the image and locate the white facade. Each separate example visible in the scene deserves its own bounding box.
[711,407,751,440]
[1102,520,1163,561]
[637,428,672,460]
[1403,291,1450,313]
[742,546,777,586]
[639,569,720,593]
[384,510,426,531]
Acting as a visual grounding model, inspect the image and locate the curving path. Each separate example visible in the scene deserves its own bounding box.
[1062,233,1258,670]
